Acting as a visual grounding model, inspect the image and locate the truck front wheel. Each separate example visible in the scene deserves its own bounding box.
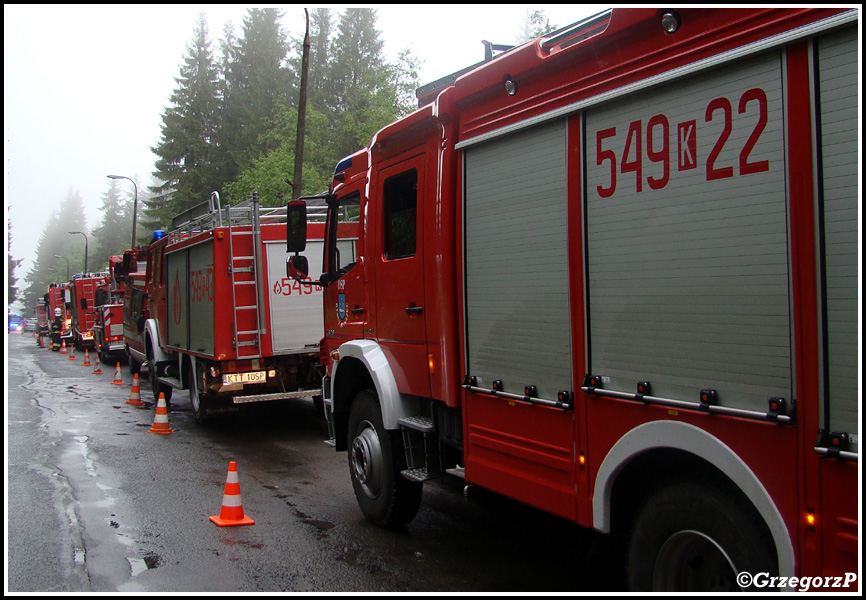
[627,479,777,592]
[347,389,422,528]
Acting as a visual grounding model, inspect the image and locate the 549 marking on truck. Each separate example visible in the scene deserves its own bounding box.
[273,277,322,296]
[595,85,773,197]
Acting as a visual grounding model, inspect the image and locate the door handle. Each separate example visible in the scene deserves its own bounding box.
[405,306,423,315]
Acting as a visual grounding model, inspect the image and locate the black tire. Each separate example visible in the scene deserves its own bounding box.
[127,347,141,374]
[312,395,324,418]
[146,340,172,405]
[347,389,422,528]
[627,479,777,592]
[188,360,210,424]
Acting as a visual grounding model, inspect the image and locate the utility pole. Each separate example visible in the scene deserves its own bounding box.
[292,8,311,200]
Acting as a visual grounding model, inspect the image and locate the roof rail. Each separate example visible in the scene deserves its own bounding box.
[168,190,331,241]
[415,40,514,107]
[539,9,611,52]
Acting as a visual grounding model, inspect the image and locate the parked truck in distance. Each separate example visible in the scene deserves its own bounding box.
[68,272,109,350]
[92,256,127,364]
[139,191,349,423]
[45,283,72,348]
[121,244,153,375]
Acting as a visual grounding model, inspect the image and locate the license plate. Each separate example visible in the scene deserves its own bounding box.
[222,371,267,385]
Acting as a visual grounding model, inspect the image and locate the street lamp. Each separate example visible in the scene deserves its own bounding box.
[107,174,139,248]
[69,231,88,274]
[53,255,70,280]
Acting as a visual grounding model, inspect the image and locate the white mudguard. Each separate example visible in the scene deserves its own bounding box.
[592,420,794,580]
[331,339,420,430]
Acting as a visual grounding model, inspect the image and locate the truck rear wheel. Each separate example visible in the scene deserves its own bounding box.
[626,479,777,591]
[188,360,210,424]
[127,347,141,374]
[347,389,422,528]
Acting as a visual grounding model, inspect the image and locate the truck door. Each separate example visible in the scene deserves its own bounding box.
[462,120,577,521]
[374,155,430,398]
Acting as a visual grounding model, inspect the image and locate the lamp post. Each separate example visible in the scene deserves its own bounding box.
[69,231,88,274]
[53,255,70,280]
[107,174,139,248]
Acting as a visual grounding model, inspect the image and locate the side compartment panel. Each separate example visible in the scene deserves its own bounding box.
[463,120,577,520]
[817,25,858,449]
[166,249,189,350]
[464,120,572,398]
[584,52,790,412]
[188,241,215,355]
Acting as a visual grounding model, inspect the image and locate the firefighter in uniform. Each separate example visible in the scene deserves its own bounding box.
[50,307,63,351]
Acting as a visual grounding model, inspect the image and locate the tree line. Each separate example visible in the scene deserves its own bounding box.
[17,7,417,313]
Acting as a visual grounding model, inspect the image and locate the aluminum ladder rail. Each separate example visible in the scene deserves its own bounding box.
[226,192,265,359]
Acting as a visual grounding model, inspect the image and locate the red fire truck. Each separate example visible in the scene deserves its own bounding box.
[36,298,49,346]
[68,272,109,350]
[45,283,73,348]
[286,8,859,592]
[121,244,152,375]
[142,191,341,423]
[93,256,127,364]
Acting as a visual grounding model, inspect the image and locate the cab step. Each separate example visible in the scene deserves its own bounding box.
[399,414,444,482]
[401,466,438,482]
[398,415,434,432]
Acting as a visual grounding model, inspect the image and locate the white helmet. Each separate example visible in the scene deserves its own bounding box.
[55,308,62,316]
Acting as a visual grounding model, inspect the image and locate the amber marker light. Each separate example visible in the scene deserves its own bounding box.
[428,354,435,376]
[805,511,816,530]
[578,453,586,468]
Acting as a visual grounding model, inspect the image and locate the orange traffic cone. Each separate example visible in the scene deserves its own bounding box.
[126,373,145,407]
[110,363,124,385]
[60,340,67,354]
[148,393,174,435]
[68,344,76,360]
[92,362,103,375]
[209,462,255,527]
[82,349,92,366]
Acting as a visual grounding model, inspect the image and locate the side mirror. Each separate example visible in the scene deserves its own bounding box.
[286,255,309,281]
[287,200,307,253]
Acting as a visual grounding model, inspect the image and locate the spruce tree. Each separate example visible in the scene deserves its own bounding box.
[220,8,293,177]
[91,178,134,269]
[148,13,220,229]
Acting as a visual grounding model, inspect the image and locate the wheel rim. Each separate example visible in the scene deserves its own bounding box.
[351,420,384,499]
[653,529,740,592]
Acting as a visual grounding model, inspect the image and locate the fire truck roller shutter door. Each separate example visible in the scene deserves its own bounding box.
[584,50,789,413]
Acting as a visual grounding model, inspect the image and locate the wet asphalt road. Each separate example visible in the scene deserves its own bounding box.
[6,332,624,592]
